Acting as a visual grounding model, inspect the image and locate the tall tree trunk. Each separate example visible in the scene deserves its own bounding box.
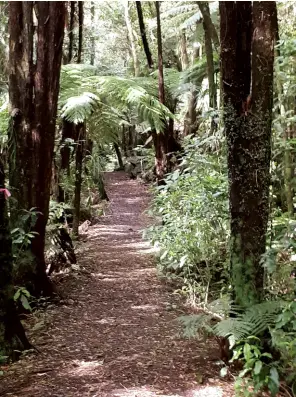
[72,123,85,236]
[136,1,153,69]
[153,1,168,182]
[125,1,140,77]
[179,28,189,71]
[8,2,65,296]
[220,1,276,307]
[199,2,216,110]
[184,23,200,136]
[90,2,95,66]
[68,1,75,63]
[0,158,31,359]
[77,1,83,64]
[198,1,220,52]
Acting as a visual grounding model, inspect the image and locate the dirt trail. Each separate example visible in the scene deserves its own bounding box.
[1,172,233,397]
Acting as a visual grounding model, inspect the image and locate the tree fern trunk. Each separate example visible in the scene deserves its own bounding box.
[72,123,85,236]
[114,143,124,170]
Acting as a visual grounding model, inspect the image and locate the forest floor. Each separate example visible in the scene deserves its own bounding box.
[0,172,234,397]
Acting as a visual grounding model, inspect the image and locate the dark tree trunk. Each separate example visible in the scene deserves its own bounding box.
[90,2,95,65]
[198,2,217,112]
[72,123,85,236]
[77,1,83,64]
[8,2,65,296]
[198,1,220,52]
[122,126,128,157]
[68,1,75,63]
[0,158,31,359]
[184,23,200,136]
[220,1,276,307]
[153,2,181,183]
[114,143,124,170]
[153,1,168,182]
[136,1,153,69]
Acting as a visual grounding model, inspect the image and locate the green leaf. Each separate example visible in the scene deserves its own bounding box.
[238,368,251,378]
[253,360,263,375]
[14,289,21,301]
[269,367,279,387]
[20,295,32,311]
[243,343,251,361]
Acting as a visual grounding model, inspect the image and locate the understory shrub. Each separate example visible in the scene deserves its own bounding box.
[147,134,229,301]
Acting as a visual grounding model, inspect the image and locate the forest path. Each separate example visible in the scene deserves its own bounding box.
[1,172,233,397]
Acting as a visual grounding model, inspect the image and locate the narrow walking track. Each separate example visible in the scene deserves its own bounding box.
[1,172,234,397]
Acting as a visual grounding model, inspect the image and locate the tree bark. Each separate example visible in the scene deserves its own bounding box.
[90,2,95,66]
[0,158,31,359]
[199,2,216,110]
[136,1,153,69]
[72,123,85,236]
[77,1,83,64]
[8,2,65,296]
[58,120,74,202]
[179,28,189,71]
[198,1,220,52]
[125,1,140,77]
[114,143,124,170]
[153,1,168,182]
[68,1,75,63]
[220,1,276,307]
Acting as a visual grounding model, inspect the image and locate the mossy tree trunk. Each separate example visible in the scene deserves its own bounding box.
[220,1,277,307]
[0,159,31,359]
[8,2,65,296]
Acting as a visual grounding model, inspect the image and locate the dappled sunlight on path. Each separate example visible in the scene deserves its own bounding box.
[0,172,234,397]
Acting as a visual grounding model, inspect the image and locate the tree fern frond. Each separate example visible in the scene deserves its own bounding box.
[61,92,100,124]
[213,300,284,341]
[179,299,285,344]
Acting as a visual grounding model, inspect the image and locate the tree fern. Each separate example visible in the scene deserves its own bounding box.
[179,299,285,344]
[59,66,175,134]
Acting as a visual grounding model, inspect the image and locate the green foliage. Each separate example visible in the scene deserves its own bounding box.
[13,287,32,311]
[231,337,280,397]
[271,301,296,391]
[59,64,175,135]
[147,133,229,301]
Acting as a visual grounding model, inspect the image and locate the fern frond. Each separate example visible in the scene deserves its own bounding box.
[213,300,284,342]
[61,92,100,124]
